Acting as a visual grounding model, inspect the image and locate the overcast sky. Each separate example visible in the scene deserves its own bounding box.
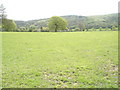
[1,0,119,21]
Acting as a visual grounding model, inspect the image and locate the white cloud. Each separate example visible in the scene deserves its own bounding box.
[1,0,119,21]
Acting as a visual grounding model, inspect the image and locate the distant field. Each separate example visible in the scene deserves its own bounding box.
[2,31,118,88]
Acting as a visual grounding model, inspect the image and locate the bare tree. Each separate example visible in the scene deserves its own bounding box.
[0,4,7,31]
[0,4,7,19]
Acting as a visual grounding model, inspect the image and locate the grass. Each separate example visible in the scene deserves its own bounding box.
[0,32,2,89]
[2,31,118,88]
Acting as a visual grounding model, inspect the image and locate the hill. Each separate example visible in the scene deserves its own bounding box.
[15,13,118,31]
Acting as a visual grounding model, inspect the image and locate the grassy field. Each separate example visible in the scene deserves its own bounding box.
[2,31,118,88]
[0,32,2,89]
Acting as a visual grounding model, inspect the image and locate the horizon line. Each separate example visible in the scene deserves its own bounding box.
[10,12,118,21]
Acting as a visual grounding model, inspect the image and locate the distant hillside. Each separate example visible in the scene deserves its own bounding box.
[15,13,118,29]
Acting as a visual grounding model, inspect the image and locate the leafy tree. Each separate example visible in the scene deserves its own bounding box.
[29,25,36,32]
[92,27,95,31]
[2,19,16,32]
[0,4,16,32]
[75,28,80,31]
[77,22,86,31]
[40,27,43,31]
[41,27,49,32]
[112,26,116,31]
[99,27,102,31]
[48,16,67,32]
[105,27,110,31]
[70,25,77,29]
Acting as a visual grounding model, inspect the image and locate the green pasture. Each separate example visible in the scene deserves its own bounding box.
[2,31,118,88]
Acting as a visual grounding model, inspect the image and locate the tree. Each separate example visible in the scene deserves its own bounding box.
[29,25,36,32]
[0,4,7,19]
[105,27,110,31]
[0,4,16,32]
[0,4,7,31]
[48,16,67,32]
[112,26,116,31]
[40,27,43,31]
[77,21,86,31]
[2,19,16,32]
[92,27,95,31]
[99,27,102,31]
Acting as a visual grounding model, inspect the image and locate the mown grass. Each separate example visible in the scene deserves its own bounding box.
[2,31,118,88]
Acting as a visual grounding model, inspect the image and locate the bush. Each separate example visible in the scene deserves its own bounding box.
[70,29,75,32]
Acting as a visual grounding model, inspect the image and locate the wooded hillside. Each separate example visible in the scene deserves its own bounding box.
[15,13,118,31]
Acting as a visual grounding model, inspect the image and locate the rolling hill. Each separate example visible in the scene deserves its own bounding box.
[15,13,118,30]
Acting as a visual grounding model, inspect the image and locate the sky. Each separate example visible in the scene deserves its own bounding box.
[0,0,119,21]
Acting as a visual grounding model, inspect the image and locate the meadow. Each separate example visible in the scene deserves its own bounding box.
[2,31,118,88]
